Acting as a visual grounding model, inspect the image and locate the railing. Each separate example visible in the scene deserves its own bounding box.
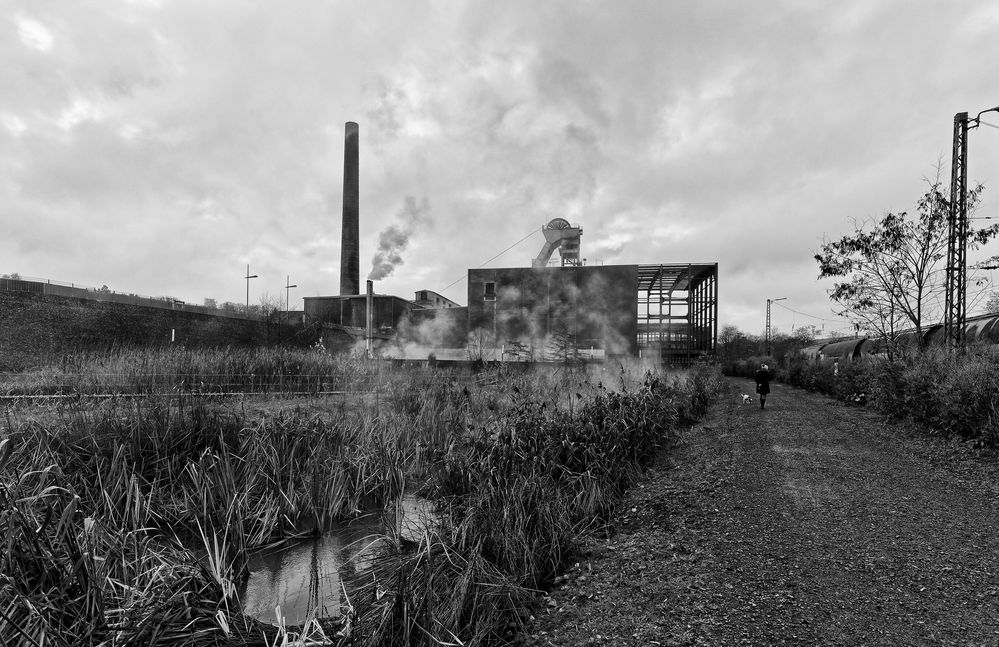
[0,372,383,399]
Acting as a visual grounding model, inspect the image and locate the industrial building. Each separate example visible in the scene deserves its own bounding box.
[466,263,638,359]
[414,290,461,309]
[303,122,719,364]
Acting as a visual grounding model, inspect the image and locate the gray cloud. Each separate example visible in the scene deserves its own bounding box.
[2,0,999,332]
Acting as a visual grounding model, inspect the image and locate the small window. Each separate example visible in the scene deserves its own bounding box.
[418,291,428,301]
[483,282,496,301]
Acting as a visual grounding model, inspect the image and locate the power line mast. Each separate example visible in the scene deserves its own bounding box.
[944,106,999,349]
[944,112,969,349]
[765,297,786,356]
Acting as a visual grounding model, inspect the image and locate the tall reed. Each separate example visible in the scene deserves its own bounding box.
[2,389,427,598]
[0,346,373,396]
[0,358,721,645]
[356,363,723,645]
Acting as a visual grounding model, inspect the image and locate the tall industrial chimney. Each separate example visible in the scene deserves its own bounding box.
[340,121,360,295]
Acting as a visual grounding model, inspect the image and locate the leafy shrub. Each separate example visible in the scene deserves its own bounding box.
[867,347,999,443]
[780,353,871,403]
[773,344,999,444]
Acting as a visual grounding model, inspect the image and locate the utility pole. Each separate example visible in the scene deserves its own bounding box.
[366,280,374,359]
[944,106,999,349]
[284,275,297,324]
[244,264,257,314]
[944,112,970,349]
[765,297,786,356]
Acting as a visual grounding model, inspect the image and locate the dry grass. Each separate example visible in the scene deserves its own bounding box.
[0,347,373,396]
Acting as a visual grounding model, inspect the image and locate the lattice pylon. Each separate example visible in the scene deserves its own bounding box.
[944,112,969,349]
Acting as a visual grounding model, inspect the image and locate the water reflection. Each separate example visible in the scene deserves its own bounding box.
[238,495,434,626]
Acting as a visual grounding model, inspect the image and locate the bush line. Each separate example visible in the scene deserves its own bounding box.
[726,348,999,445]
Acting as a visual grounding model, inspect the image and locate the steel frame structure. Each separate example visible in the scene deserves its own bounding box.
[637,263,718,364]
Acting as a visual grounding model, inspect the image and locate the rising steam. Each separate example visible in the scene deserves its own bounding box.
[368,196,431,281]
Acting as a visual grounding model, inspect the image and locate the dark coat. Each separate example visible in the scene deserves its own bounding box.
[755,368,771,395]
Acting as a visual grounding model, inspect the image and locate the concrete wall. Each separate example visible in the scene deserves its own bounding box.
[0,290,305,371]
[467,265,638,356]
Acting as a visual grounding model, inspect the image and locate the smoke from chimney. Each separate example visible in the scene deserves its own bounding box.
[340,121,360,295]
[368,196,431,281]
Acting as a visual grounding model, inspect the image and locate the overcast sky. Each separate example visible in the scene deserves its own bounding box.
[5,1,999,336]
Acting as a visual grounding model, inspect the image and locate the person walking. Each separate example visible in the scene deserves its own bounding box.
[755,363,771,409]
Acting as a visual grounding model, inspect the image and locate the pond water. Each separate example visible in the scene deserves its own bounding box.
[237,495,434,626]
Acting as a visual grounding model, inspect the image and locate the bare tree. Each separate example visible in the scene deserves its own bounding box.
[504,339,531,361]
[258,291,283,321]
[718,324,755,364]
[815,175,997,354]
[546,324,579,363]
[258,291,282,313]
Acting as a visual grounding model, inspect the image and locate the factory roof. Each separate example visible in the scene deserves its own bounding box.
[637,263,717,294]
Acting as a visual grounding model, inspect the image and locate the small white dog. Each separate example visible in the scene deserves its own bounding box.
[741,394,754,405]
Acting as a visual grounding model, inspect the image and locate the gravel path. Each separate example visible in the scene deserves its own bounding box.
[529,376,999,646]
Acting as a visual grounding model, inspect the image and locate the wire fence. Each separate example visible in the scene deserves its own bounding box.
[0,364,523,401]
[0,372,388,399]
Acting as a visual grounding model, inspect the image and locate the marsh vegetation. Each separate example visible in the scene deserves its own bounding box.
[0,348,721,646]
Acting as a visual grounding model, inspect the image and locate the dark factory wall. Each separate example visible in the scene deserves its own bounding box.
[303,295,416,330]
[467,265,639,356]
[404,307,469,348]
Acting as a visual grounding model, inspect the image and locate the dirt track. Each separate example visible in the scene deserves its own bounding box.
[529,376,999,646]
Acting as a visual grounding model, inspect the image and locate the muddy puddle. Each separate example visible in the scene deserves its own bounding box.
[237,495,434,626]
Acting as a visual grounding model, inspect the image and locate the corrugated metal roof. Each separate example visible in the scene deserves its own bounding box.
[819,338,866,359]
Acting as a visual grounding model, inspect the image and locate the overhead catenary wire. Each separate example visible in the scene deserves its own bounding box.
[772,301,842,323]
[439,228,541,292]
[818,330,856,339]
[966,281,998,300]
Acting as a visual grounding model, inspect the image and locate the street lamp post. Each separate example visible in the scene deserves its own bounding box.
[766,297,787,356]
[284,275,297,324]
[244,264,258,314]
[944,105,999,349]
